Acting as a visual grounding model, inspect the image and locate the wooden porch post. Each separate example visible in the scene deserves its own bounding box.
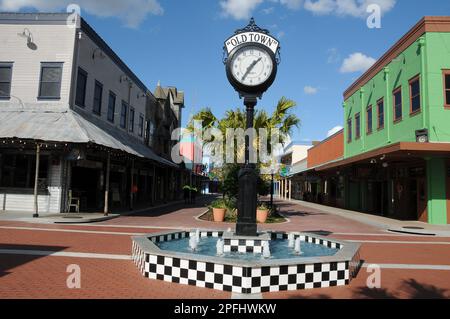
[33,144,40,218]
[130,159,135,210]
[289,179,292,201]
[104,152,111,216]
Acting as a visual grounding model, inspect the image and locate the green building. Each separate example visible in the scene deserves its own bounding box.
[299,17,450,225]
[341,16,450,225]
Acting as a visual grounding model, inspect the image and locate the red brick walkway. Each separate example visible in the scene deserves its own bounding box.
[0,197,449,299]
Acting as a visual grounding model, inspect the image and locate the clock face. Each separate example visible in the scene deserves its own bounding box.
[230,45,274,87]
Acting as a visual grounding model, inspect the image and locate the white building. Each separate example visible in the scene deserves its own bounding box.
[0,13,188,215]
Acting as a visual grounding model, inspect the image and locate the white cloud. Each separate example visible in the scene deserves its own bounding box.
[279,0,303,10]
[220,0,264,20]
[261,6,275,14]
[0,0,164,28]
[304,86,318,95]
[220,0,396,20]
[304,0,396,18]
[327,125,343,137]
[327,48,340,64]
[340,52,376,73]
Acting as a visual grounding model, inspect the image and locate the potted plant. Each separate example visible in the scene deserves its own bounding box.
[257,202,270,223]
[211,199,227,222]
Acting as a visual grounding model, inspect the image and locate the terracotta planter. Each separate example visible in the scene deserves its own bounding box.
[213,208,226,222]
[257,209,269,223]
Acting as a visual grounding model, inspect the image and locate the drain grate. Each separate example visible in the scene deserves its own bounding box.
[402,226,425,230]
[62,216,83,219]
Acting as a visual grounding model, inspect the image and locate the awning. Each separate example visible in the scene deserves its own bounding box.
[316,142,450,171]
[0,104,178,168]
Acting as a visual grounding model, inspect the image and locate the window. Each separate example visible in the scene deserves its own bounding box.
[393,87,402,122]
[367,105,373,134]
[39,62,63,99]
[75,67,87,107]
[355,113,361,139]
[0,63,13,99]
[377,99,384,129]
[347,118,352,142]
[138,114,144,137]
[129,107,135,132]
[120,101,128,129]
[409,76,421,114]
[0,154,49,189]
[107,91,116,123]
[93,81,103,115]
[444,70,450,108]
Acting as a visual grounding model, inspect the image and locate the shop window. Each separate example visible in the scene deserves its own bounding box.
[0,154,49,189]
[444,71,450,108]
[107,91,116,123]
[377,98,384,129]
[0,63,13,99]
[393,87,402,122]
[355,113,361,139]
[347,118,352,142]
[367,105,373,134]
[409,76,421,114]
[93,80,103,115]
[120,101,128,129]
[75,67,87,107]
[138,114,144,137]
[129,107,135,133]
[38,62,63,99]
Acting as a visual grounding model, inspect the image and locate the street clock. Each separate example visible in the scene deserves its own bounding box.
[223,18,280,97]
[222,18,281,237]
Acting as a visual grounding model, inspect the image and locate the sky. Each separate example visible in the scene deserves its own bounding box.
[2,0,449,143]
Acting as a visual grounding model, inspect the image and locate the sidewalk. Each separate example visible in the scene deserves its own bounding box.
[0,195,213,224]
[282,197,450,236]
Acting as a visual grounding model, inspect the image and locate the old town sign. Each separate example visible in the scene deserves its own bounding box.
[224,18,281,97]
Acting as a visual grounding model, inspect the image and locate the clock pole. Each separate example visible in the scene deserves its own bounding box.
[236,96,258,236]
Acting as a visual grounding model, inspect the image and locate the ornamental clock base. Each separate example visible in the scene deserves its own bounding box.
[236,166,258,237]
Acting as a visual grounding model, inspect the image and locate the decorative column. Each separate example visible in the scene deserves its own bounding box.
[419,37,429,130]
[236,96,258,236]
[104,152,111,216]
[33,144,40,218]
[384,67,392,143]
[360,87,366,151]
[289,179,292,201]
[130,159,134,210]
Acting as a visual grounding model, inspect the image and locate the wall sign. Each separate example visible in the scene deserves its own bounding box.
[224,32,279,55]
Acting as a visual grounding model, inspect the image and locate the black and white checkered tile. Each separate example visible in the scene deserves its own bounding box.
[223,238,268,254]
[133,231,358,294]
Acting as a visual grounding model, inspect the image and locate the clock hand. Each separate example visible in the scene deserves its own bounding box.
[241,57,262,81]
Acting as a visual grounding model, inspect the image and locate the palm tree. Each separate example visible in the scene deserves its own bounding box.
[188,96,300,162]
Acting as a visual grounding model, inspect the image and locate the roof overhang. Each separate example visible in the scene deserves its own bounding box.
[317,142,450,171]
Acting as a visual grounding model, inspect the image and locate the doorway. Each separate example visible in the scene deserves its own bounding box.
[417,177,427,222]
[71,166,102,212]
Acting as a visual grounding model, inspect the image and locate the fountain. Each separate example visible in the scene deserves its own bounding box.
[262,241,271,259]
[189,235,198,251]
[216,239,224,256]
[288,233,295,248]
[132,229,361,294]
[294,237,302,255]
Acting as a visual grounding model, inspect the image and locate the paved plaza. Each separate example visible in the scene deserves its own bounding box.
[0,196,449,299]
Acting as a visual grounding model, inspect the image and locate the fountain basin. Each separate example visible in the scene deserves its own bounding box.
[132,230,361,294]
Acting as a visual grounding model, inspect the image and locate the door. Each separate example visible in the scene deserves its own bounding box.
[417,177,428,222]
[446,168,450,224]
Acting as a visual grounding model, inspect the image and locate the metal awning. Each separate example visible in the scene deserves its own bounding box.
[0,105,178,168]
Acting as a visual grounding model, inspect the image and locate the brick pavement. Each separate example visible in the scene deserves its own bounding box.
[0,197,449,299]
